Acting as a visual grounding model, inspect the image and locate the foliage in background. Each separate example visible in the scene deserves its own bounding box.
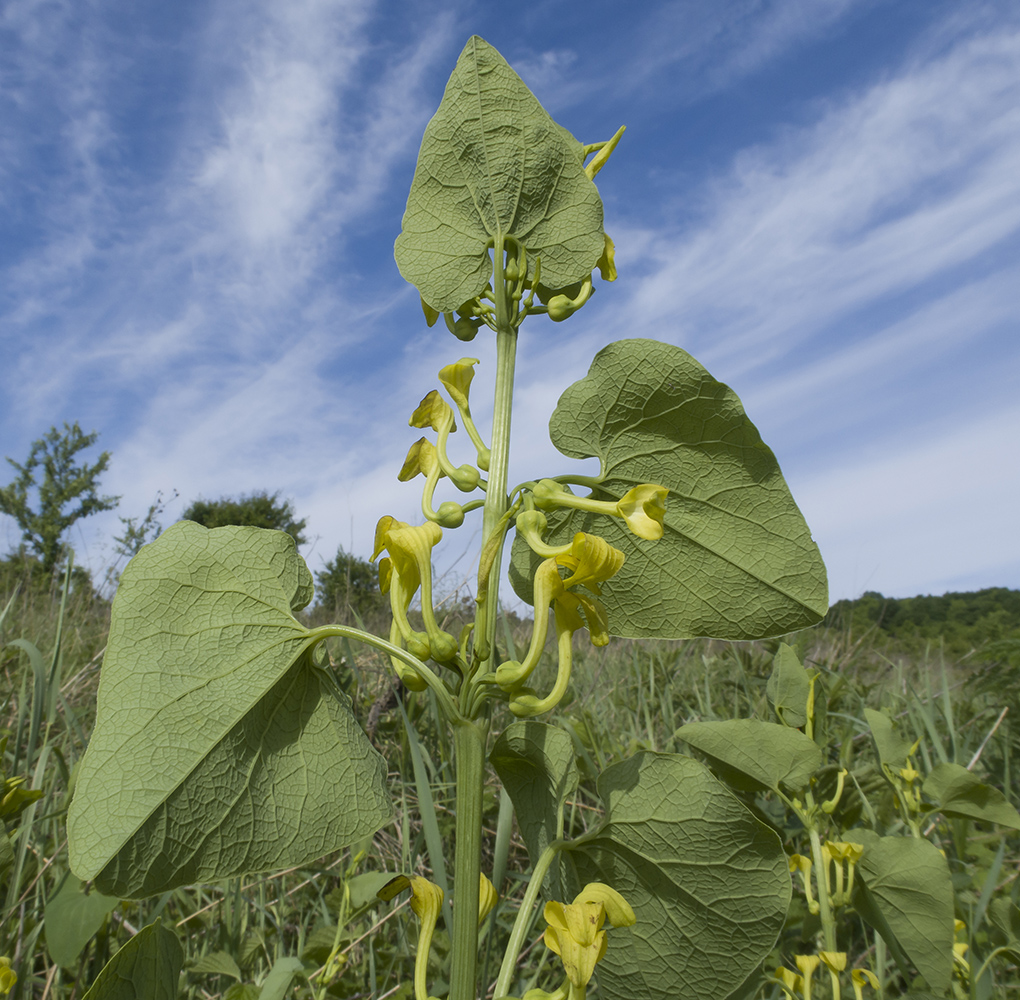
[180,490,308,547]
[0,423,119,574]
[314,548,386,622]
[825,588,1020,656]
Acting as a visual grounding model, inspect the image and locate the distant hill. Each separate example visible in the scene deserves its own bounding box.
[824,587,1020,655]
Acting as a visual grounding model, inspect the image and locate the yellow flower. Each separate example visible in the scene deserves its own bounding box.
[377,877,444,1000]
[410,389,455,433]
[478,873,498,924]
[596,233,616,282]
[795,955,820,1000]
[438,358,480,411]
[616,485,667,540]
[532,480,668,541]
[420,297,441,327]
[774,967,803,998]
[788,853,820,914]
[374,517,457,664]
[851,968,880,1000]
[542,883,634,992]
[398,437,441,481]
[557,532,626,594]
[0,958,16,996]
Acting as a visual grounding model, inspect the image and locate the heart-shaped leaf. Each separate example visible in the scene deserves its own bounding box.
[854,830,954,994]
[865,708,915,773]
[676,719,823,792]
[81,918,183,1000]
[510,339,827,639]
[766,644,812,728]
[567,752,790,1000]
[45,876,120,968]
[922,762,1020,829]
[395,36,605,312]
[67,522,391,897]
[491,721,578,898]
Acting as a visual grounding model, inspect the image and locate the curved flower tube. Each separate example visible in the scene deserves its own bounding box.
[532,480,668,541]
[439,358,491,471]
[374,517,458,664]
[542,882,635,1000]
[378,875,444,1000]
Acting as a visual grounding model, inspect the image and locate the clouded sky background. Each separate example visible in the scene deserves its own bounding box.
[2,0,1018,607]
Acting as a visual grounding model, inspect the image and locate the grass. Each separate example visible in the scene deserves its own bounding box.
[2,559,1018,999]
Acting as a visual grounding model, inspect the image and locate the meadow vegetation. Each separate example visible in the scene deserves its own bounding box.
[2,553,1019,998]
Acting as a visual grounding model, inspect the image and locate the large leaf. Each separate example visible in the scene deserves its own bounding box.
[766,644,812,728]
[865,708,914,774]
[45,876,120,968]
[854,831,954,994]
[510,340,827,639]
[490,721,578,898]
[67,522,391,897]
[922,762,1020,828]
[677,719,823,793]
[395,36,605,312]
[566,752,790,1000]
[81,918,183,1000]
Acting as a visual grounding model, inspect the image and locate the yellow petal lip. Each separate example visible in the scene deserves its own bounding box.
[617,484,668,540]
[478,873,498,924]
[573,882,636,927]
[557,532,625,594]
[596,232,617,282]
[820,951,847,972]
[438,358,480,410]
[410,389,455,432]
[398,437,440,481]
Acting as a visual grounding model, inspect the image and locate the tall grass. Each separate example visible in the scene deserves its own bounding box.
[2,559,1017,998]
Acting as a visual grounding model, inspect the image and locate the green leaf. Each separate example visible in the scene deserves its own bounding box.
[766,644,812,728]
[567,752,790,1000]
[347,871,396,910]
[394,36,605,312]
[510,340,827,639]
[81,917,183,1000]
[257,956,305,1000]
[45,876,120,968]
[989,897,1020,941]
[676,719,823,793]
[67,522,391,897]
[864,708,915,773]
[223,986,260,1000]
[490,721,578,898]
[854,831,954,993]
[922,762,1020,829]
[189,952,242,981]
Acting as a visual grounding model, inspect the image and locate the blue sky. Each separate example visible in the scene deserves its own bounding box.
[2,0,1018,607]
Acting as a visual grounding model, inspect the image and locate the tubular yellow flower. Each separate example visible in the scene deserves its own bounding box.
[438,358,479,412]
[438,357,490,470]
[532,480,668,541]
[616,485,668,540]
[820,952,847,997]
[410,389,455,433]
[583,125,625,181]
[478,873,498,924]
[596,233,616,282]
[0,958,16,996]
[795,955,820,1000]
[774,967,803,998]
[399,437,441,481]
[789,853,820,915]
[851,968,880,1000]
[375,517,458,663]
[557,532,625,594]
[377,876,444,1000]
[542,883,634,996]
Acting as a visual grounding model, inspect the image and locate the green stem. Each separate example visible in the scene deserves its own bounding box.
[448,237,519,1000]
[808,826,838,954]
[450,719,487,1000]
[493,841,563,998]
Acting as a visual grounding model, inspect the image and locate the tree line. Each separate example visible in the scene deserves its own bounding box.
[0,422,383,618]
